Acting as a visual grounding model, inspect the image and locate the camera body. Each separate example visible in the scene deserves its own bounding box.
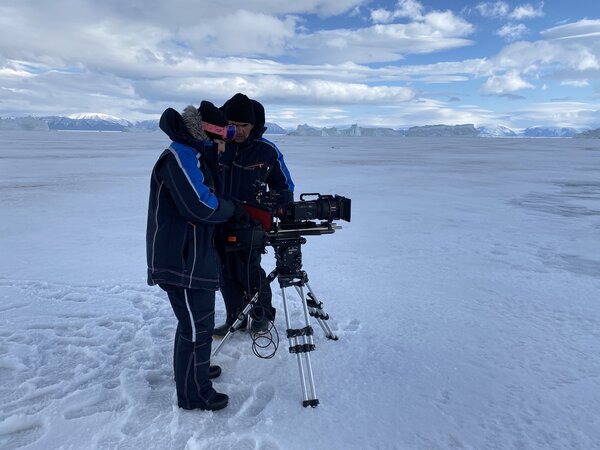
[223,166,351,252]
[248,190,351,232]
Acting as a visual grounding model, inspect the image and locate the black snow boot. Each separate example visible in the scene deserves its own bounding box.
[178,390,229,411]
[213,319,247,338]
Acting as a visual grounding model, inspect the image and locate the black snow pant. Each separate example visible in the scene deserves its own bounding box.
[160,284,216,408]
[220,249,275,324]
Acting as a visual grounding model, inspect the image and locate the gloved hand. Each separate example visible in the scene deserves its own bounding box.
[231,201,250,224]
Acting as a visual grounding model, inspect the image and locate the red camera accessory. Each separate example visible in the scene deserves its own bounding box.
[242,204,274,231]
[202,122,236,141]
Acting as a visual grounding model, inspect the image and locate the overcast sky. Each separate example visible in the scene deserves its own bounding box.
[1,0,599,129]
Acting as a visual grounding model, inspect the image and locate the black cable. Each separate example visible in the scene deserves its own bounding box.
[249,303,279,359]
[241,222,280,359]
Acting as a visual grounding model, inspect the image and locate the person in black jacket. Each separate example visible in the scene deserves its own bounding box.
[146,101,246,411]
[214,93,294,336]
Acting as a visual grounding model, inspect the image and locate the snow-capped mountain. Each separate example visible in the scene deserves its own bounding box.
[68,113,132,127]
[522,126,579,137]
[477,125,517,137]
[574,127,600,138]
[406,124,479,137]
[264,122,286,134]
[41,116,130,131]
[288,123,404,137]
[0,116,49,131]
[133,119,160,131]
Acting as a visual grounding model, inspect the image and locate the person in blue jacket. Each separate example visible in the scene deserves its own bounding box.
[214,93,295,336]
[146,101,247,411]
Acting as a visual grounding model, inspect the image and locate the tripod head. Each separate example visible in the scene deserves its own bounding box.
[271,235,305,277]
[224,219,339,285]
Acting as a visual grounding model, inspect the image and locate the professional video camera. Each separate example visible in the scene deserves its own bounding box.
[225,165,351,253]
[251,165,351,226]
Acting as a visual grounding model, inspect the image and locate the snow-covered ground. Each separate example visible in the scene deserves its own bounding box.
[1,131,599,449]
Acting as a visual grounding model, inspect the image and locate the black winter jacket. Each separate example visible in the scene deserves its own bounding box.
[146,108,234,290]
[219,137,294,202]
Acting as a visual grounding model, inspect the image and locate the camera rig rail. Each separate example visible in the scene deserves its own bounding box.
[224,200,348,254]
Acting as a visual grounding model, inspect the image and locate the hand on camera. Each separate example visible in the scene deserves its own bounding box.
[231,202,250,224]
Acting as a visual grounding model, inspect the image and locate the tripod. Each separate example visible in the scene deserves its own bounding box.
[212,235,338,407]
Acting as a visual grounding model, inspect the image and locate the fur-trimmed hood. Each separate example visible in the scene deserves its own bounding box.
[182,105,209,141]
[159,106,209,145]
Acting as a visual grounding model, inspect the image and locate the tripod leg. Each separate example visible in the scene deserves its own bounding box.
[212,292,257,357]
[296,285,319,404]
[281,286,311,405]
[296,282,338,341]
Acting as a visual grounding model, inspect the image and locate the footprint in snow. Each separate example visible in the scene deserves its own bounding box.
[245,382,276,417]
[0,419,44,450]
[340,318,360,332]
[63,393,128,420]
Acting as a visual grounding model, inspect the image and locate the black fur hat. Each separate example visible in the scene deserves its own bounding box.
[181,101,229,141]
[200,100,228,128]
[223,93,256,124]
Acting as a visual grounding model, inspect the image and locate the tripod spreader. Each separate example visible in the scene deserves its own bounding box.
[287,326,313,338]
[289,343,317,354]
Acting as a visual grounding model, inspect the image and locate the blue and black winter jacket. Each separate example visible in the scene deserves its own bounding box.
[219,138,294,202]
[146,108,234,290]
[219,101,294,201]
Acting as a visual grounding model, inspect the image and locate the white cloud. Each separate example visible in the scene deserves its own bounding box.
[88,0,367,22]
[475,1,510,18]
[481,70,534,94]
[419,75,470,83]
[515,101,598,128]
[575,50,599,71]
[250,0,367,17]
[474,1,544,20]
[180,11,297,57]
[393,0,425,21]
[423,11,471,34]
[496,23,528,41]
[269,97,503,129]
[509,2,544,20]
[0,64,35,79]
[492,40,600,74]
[370,0,424,24]
[139,75,416,105]
[541,19,600,41]
[370,9,394,24]
[560,80,589,87]
[379,97,500,128]
[295,9,474,64]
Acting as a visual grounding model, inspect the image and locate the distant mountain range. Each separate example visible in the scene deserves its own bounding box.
[0,113,288,135]
[287,123,594,138]
[0,114,139,132]
[0,114,598,138]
